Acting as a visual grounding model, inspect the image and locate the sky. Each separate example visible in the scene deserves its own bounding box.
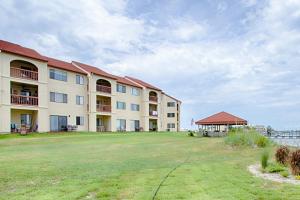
[1,0,300,130]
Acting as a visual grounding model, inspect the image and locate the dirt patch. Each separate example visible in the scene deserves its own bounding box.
[248,164,300,185]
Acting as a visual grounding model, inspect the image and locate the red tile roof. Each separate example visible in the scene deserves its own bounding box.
[162,92,181,103]
[125,76,162,91]
[195,112,247,125]
[73,61,117,80]
[45,56,87,74]
[116,76,142,88]
[0,40,48,62]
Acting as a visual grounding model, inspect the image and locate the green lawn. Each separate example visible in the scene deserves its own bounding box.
[0,132,299,200]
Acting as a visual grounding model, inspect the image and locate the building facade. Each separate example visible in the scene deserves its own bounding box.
[0,40,181,133]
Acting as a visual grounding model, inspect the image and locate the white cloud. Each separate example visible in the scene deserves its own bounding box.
[1,0,300,129]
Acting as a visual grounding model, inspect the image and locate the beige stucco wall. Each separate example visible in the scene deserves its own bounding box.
[48,67,88,131]
[114,83,143,131]
[87,74,116,132]
[0,52,49,133]
[161,94,181,132]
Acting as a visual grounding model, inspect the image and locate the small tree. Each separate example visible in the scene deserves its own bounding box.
[275,146,290,166]
[290,150,300,175]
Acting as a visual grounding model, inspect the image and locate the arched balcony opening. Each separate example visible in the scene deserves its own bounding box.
[10,60,38,81]
[96,79,111,93]
[149,91,158,102]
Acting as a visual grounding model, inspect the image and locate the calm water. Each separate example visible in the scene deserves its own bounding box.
[271,138,300,147]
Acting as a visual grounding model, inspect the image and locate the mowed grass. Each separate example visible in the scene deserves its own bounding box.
[0,133,299,200]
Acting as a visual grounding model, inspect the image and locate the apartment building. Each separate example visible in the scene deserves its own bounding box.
[0,40,181,133]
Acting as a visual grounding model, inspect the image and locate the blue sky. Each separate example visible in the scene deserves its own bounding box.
[1,0,300,130]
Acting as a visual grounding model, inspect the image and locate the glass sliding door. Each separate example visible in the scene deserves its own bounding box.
[50,115,67,131]
[130,120,140,132]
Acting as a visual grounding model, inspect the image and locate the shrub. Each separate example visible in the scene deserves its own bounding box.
[261,150,269,169]
[289,149,300,175]
[280,170,289,178]
[187,130,194,137]
[266,162,286,173]
[275,146,290,165]
[225,129,270,148]
[255,136,269,148]
[295,175,300,180]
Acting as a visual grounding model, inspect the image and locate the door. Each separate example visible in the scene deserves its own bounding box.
[50,115,67,131]
[58,116,67,131]
[134,120,140,131]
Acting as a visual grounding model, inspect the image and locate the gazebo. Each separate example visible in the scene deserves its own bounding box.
[195,111,247,134]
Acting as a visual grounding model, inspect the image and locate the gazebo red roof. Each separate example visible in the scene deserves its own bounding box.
[195,111,247,125]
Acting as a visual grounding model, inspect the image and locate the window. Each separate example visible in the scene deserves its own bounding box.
[76,116,84,126]
[21,114,32,125]
[167,113,175,118]
[167,123,175,129]
[131,104,140,111]
[76,95,84,105]
[117,84,126,93]
[131,88,140,96]
[117,119,126,131]
[49,69,67,81]
[117,101,126,110]
[76,75,84,85]
[50,92,67,103]
[167,102,176,107]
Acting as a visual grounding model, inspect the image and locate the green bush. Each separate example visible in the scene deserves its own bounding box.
[280,170,289,178]
[187,130,194,137]
[261,150,269,169]
[266,162,286,173]
[224,129,270,148]
[255,136,269,148]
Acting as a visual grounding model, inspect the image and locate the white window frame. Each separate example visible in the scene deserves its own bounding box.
[117,84,126,93]
[50,92,68,103]
[49,69,67,82]
[76,95,84,105]
[131,104,140,111]
[131,87,140,96]
[116,101,126,110]
[76,116,84,126]
[76,75,84,85]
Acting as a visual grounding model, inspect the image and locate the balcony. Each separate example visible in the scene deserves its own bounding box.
[149,110,158,117]
[149,96,158,102]
[97,104,111,112]
[96,85,111,94]
[10,67,38,81]
[11,94,38,106]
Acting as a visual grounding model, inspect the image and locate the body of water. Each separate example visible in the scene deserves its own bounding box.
[271,138,300,147]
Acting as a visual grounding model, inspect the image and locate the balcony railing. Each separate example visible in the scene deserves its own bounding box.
[96,104,111,112]
[149,111,158,117]
[10,67,38,81]
[96,85,111,93]
[11,94,38,106]
[149,96,158,102]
